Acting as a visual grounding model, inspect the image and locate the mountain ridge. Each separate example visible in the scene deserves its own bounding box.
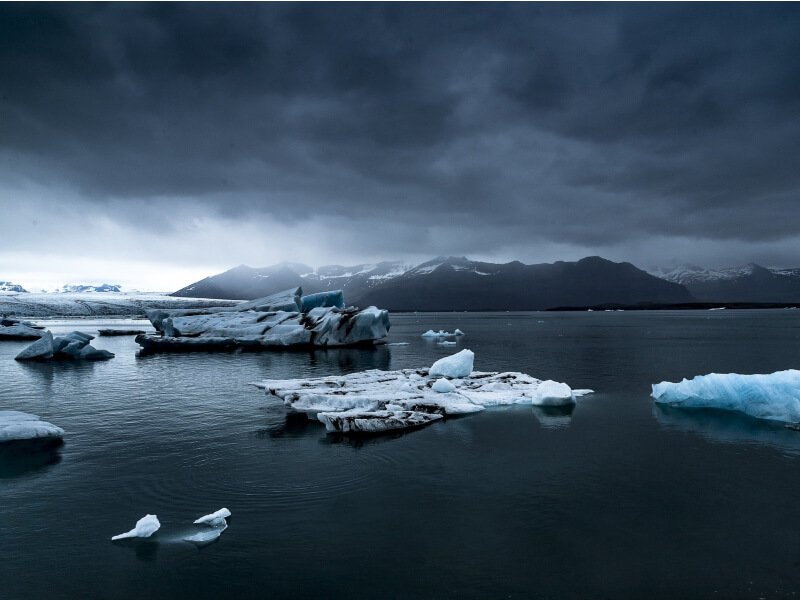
[172,256,693,309]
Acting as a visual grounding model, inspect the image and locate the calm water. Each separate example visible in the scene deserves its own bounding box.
[2,311,800,599]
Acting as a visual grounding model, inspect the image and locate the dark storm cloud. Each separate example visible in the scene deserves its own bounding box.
[1,2,800,270]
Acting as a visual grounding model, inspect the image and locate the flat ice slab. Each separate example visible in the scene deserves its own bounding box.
[257,354,591,434]
[111,514,160,540]
[652,369,800,423]
[0,411,64,443]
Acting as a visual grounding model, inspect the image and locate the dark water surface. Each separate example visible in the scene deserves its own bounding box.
[2,311,800,599]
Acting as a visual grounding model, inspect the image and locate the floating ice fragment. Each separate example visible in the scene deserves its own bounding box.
[422,329,463,338]
[429,349,474,378]
[532,380,575,406]
[194,508,231,527]
[112,514,160,540]
[652,369,800,423]
[0,411,64,443]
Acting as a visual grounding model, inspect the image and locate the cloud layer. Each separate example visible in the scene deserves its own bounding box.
[1,4,799,288]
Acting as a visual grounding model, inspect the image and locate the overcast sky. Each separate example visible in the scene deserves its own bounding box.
[2,3,799,291]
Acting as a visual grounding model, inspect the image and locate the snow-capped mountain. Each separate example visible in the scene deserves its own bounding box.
[652,263,800,302]
[172,261,410,301]
[173,256,692,309]
[0,281,28,294]
[58,283,123,293]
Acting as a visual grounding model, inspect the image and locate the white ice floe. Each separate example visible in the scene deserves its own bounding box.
[0,411,64,443]
[184,508,231,544]
[15,330,114,362]
[652,369,800,423]
[531,380,575,406]
[137,288,389,352]
[111,514,161,540]
[438,340,457,346]
[193,508,231,527]
[429,349,474,378]
[422,329,464,338]
[256,350,591,434]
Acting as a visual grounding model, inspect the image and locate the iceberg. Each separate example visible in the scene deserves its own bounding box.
[0,411,64,443]
[0,317,45,340]
[429,349,474,378]
[256,350,591,435]
[15,330,114,362]
[652,370,800,423]
[137,288,390,353]
[111,514,160,541]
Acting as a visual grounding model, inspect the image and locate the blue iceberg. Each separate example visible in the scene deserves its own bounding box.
[651,369,800,424]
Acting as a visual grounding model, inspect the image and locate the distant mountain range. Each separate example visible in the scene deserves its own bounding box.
[650,264,800,302]
[0,281,28,294]
[57,283,122,293]
[172,256,693,310]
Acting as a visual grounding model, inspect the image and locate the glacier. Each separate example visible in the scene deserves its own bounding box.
[255,350,592,434]
[651,369,800,423]
[15,331,114,362]
[136,287,389,353]
[0,411,64,443]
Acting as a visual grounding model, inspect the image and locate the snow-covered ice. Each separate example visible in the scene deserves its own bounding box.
[429,349,474,378]
[111,514,161,540]
[0,292,237,318]
[432,378,456,393]
[652,369,800,423]
[256,350,591,434]
[0,411,64,443]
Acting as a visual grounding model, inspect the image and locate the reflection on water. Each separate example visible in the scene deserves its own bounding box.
[0,439,63,479]
[654,404,800,456]
[532,404,575,429]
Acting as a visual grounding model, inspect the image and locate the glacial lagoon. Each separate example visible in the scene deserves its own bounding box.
[2,310,800,598]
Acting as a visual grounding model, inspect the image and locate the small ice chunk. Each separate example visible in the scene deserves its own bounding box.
[194,508,231,527]
[531,380,575,406]
[438,340,457,346]
[421,329,462,338]
[429,349,474,378]
[111,514,161,540]
[432,378,456,393]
